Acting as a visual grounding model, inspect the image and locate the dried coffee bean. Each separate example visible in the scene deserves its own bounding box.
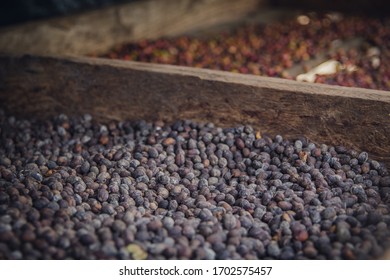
[1,112,390,260]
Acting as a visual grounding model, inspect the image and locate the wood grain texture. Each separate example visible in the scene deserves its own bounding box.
[0,0,262,56]
[1,54,390,168]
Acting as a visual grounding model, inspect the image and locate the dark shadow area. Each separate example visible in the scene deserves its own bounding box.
[271,0,390,17]
[0,0,137,27]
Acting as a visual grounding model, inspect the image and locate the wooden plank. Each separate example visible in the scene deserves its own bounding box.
[1,54,390,168]
[0,0,262,56]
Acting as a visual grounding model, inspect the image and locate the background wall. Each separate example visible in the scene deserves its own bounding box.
[271,0,390,16]
[0,0,132,26]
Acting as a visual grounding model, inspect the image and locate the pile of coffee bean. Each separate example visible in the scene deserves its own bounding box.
[103,13,390,91]
[1,110,390,259]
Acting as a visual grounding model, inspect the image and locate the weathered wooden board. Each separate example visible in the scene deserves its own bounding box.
[1,54,390,168]
[0,0,262,56]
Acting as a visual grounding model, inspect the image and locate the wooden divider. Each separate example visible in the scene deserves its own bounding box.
[0,0,262,56]
[1,54,390,167]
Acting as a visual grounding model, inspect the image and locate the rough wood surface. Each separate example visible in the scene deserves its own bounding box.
[0,0,262,56]
[1,54,390,168]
